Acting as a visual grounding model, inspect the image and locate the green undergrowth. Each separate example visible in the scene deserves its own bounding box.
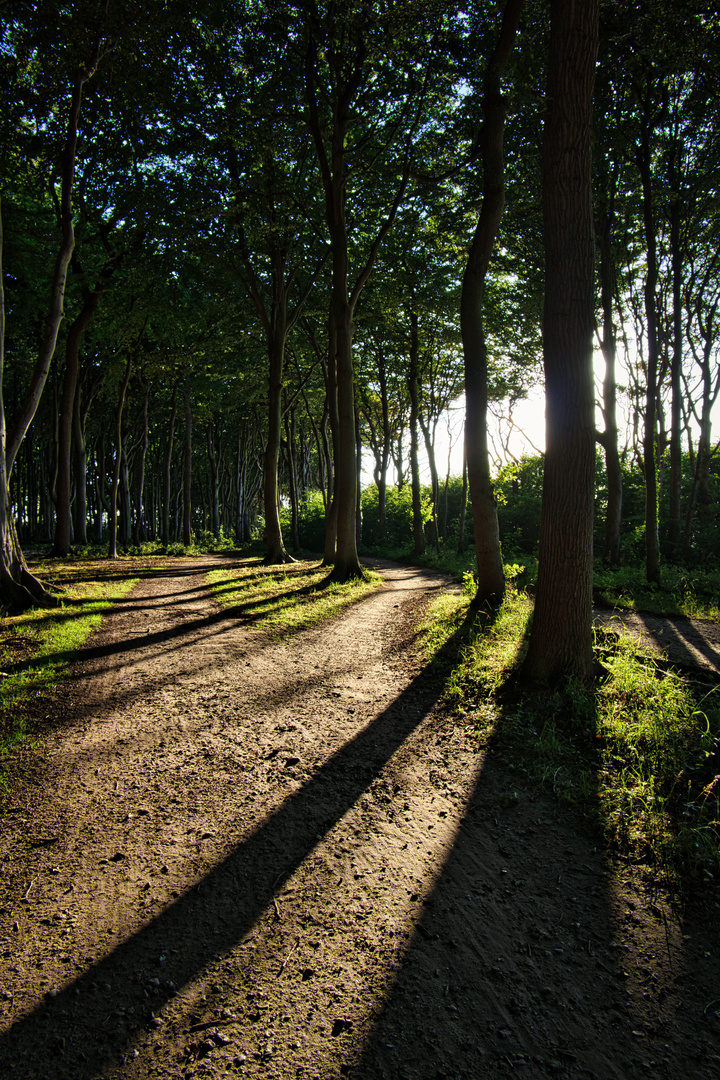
[420,586,720,900]
[1,559,141,797]
[594,562,720,621]
[207,559,383,637]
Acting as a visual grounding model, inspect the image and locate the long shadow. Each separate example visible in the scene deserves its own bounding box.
[5,572,341,681]
[0,610,479,1080]
[636,612,720,672]
[352,633,720,1080]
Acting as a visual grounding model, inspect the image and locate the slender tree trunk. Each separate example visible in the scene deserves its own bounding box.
[119,438,132,545]
[667,197,683,556]
[322,345,340,565]
[597,202,622,564]
[354,395,363,549]
[284,410,300,552]
[206,419,221,538]
[264,335,293,563]
[408,310,425,557]
[108,355,132,559]
[183,374,192,547]
[95,433,108,542]
[72,381,88,545]
[0,41,101,605]
[523,0,598,683]
[461,0,524,606]
[161,381,178,547]
[418,414,440,555]
[132,378,149,544]
[637,92,661,584]
[457,450,468,555]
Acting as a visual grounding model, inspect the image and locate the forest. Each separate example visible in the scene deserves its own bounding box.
[3,5,720,1077]
[1,0,719,679]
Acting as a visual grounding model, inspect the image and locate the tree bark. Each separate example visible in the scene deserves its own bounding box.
[263,334,293,563]
[71,378,88,545]
[523,0,598,684]
[461,0,524,606]
[0,38,102,606]
[132,378,149,544]
[161,381,179,547]
[408,309,425,557]
[636,87,662,584]
[108,355,132,559]
[182,374,192,547]
[667,196,683,556]
[596,197,622,564]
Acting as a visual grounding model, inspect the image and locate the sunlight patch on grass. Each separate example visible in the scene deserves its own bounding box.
[594,637,720,885]
[419,585,720,897]
[207,560,383,637]
[1,567,139,794]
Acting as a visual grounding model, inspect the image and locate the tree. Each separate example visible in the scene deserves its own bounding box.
[461,0,524,606]
[304,0,464,580]
[0,13,105,604]
[523,0,599,683]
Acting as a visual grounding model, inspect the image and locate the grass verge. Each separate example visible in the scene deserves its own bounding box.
[420,585,720,900]
[207,559,383,637]
[0,558,148,798]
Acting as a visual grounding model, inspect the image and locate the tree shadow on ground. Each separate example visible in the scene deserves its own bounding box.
[0,605,478,1079]
[3,589,719,1080]
[353,621,720,1080]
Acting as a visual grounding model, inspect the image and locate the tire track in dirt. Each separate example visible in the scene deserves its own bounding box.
[1,557,719,1080]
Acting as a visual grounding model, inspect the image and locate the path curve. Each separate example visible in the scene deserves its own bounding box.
[1,556,719,1080]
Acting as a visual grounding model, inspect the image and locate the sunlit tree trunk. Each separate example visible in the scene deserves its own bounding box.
[523,0,598,683]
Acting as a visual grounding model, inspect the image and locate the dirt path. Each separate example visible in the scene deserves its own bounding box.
[1,556,719,1080]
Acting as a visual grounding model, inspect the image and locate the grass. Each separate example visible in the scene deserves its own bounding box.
[207,559,383,637]
[593,562,720,621]
[420,586,720,900]
[0,557,155,797]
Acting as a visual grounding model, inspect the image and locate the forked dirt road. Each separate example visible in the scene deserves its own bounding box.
[1,556,719,1080]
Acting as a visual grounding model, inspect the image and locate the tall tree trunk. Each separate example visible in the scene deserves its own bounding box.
[95,433,108,543]
[354,395,363,549]
[206,418,221,538]
[667,197,683,556]
[322,344,340,565]
[132,378,149,544]
[284,409,300,552]
[71,380,88,545]
[597,199,622,564]
[418,413,440,555]
[108,355,132,559]
[264,335,293,563]
[523,0,598,684]
[637,89,662,584]
[408,309,425,557]
[182,374,192,547]
[457,449,468,555]
[0,42,101,605]
[119,437,132,545]
[461,0,524,606]
[161,381,179,547]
